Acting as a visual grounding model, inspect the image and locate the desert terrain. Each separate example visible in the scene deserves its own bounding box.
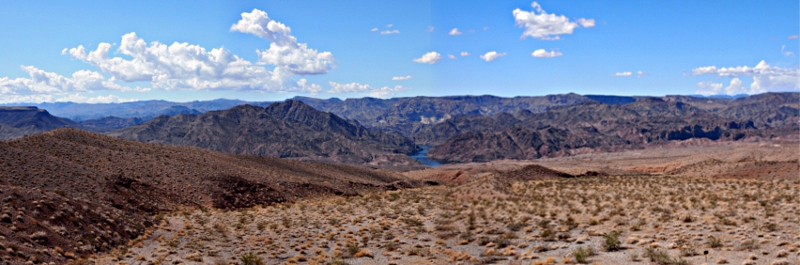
[91,140,799,265]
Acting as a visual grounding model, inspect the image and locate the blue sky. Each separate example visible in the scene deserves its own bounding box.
[0,0,797,103]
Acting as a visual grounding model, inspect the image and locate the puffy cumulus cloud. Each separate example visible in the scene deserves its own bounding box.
[62,9,329,94]
[447,54,457,60]
[328,82,409,98]
[724,78,746,95]
[296,78,322,94]
[231,9,335,75]
[369,85,409,98]
[449,28,462,35]
[3,8,331,103]
[413,52,443,64]
[0,67,149,104]
[0,65,148,102]
[690,66,717,76]
[690,60,800,95]
[531,49,562,58]
[695,81,723,96]
[380,30,400,35]
[460,52,470,57]
[611,72,633,77]
[513,2,594,40]
[68,33,293,91]
[576,18,595,28]
[480,51,506,62]
[328,82,372,93]
[392,75,411,81]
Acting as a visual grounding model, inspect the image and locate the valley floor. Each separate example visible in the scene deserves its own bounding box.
[95,174,799,265]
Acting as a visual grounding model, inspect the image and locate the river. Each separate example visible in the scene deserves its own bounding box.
[410,145,442,167]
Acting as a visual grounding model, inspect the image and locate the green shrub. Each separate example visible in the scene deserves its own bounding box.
[572,246,595,264]
[239,251,264,265]
[602,231,621,251]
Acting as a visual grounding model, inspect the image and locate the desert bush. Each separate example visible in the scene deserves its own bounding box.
[602,231,621,251]
[706,235,723,248]
[571,246,595,264]
[240,251,264,265]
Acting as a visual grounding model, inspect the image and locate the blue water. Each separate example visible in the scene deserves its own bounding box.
[410,146,442,167]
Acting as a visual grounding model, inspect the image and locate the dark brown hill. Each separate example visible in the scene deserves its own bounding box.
[110,101,419,166]
[0,128,419,263]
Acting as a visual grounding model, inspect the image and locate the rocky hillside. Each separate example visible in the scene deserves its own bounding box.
[110,100,420,166]
[0,128,420,264]
[428,93,799,162]
[294,93,591,136]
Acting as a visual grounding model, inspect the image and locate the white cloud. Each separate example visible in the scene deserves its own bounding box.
[447,54,457,60]
[392,75,411,81]
[0,94,54,104]
[611,72,633,77]
[695,81,723,96]
[531,49,562,58]
[62,9,328,94]
[1,66,143,94]
[1,8,331,103]
[371,28,378,32]
[413,52,443,64]
[636,71,649,78]
[782,45,793,57]
[0,65,148,103]
[483,26,489,31]
[328,82,373,93]
[789,35,799,39]
[460,52,470,57]
[724,78,746,95]
[449,28,462,35]
[328,82,409,98]
[480,51,506,62]
[690,66,717,76]
[380,30,400,35]
[231,9,336,75]
[690,60,800,95]
[296,78,322,94]
[386,24,393,28]
[513,2,593,40]
[369,85,408,98]
[427,26,434,32]
[576,18,595,28]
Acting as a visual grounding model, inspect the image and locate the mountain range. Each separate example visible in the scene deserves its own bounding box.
[108,100,420,166]
[1,92,797,166]
[427,93,799,162]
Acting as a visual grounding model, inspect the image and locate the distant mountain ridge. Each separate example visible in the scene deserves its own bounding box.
[3,92,797,165]
[0,106,77,140]
[426,92,799,162]
[0,99,251,121]
[109,100,421,166]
